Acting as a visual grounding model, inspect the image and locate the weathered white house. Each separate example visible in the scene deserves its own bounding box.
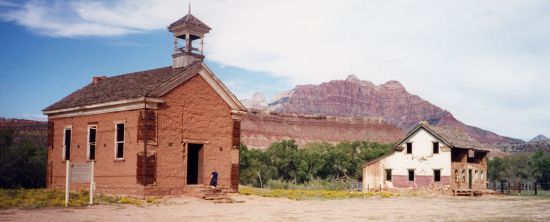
[362,122,489,195]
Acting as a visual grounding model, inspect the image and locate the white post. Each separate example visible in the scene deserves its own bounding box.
[89,161,94,205]
[65,160,70,207]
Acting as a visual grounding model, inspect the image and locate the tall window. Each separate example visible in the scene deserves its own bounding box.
[115,123,125,159]
[88,125,97,160]
[63,128,72,160]
[408,169,415,181]
[406,142,412,154]
[434,169,441,182]
[433,142,439,154]
[385,169,392,181]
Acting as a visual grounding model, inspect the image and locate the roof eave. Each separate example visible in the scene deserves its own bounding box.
[43,97,164,115]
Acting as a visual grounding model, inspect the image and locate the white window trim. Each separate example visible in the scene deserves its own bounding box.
[114,121,126,160]
[62,126,73,161]
[87,125,97,161]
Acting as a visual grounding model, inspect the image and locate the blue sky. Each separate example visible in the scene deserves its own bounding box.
[0,0,549,141]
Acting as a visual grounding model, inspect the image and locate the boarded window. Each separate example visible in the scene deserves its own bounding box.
[434,169,441,182]
[137,152,156,185]
[433,142,439,154]
[138,110,157,143]
[408,169,415,181]
[406,143,412,154]
[47,121,54,149]
[63,128,71,160]
[116,123,124,159]
[88,125,97,160]
[232,119,241,149]
[385,169,392,181]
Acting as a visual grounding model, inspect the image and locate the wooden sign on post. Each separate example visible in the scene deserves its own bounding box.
[65,161,95,207]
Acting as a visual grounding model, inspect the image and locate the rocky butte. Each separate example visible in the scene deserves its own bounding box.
[241,75,523,149]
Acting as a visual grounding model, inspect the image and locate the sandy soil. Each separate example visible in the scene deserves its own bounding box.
[1,195,550,222]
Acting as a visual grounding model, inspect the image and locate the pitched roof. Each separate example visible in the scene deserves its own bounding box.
[168,14,211,30]
[395,122,490,151]
[43,62,246,113]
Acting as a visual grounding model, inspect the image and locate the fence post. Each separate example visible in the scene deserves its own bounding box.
[65,160,70,207]
[493,182,496,192]
[534,183,538,196]
[518,182,521,194]
[500,181,504,194]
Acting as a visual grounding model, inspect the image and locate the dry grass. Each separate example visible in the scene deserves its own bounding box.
[238,186,394,200]
[0,189,152,209]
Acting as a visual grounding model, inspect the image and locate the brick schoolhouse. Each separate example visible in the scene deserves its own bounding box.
[42,12,247,196]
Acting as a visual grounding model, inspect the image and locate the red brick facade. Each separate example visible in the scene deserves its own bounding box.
[47,74,242,196]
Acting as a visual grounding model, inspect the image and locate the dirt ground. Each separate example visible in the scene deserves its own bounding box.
[1,195,550,222]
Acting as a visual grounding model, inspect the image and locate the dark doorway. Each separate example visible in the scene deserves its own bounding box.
[187,143,203,185]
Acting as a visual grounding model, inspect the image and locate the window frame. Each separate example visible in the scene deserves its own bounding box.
[114,121,125,160]
[385,169,392,182]
[408,169,415,181]
[433,169,441,182]
[62,126,72,161]
[406,142,412,154]
[433,141,439,154]
[87,125,97,161]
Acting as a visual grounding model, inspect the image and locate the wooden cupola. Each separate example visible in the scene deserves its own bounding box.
[168,6,211,68]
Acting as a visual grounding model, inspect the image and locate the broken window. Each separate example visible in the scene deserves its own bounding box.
[408,169,415,181]
[461,169,466,183]
[434,169,441,182]
[88,125,97,160]
[115,123,125,159]
[433,142,439,154]
[63,128,71,160]
[480,171,484,182]
[455,169,459,182]
[406,142,412,154]
[386,169,392,181]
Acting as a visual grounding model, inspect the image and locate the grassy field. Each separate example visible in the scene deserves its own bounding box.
[0,189,154,209]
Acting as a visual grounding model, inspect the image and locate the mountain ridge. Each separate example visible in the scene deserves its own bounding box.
[259,76,523,145]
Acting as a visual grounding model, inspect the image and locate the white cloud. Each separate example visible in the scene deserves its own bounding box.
[2,0,550,140]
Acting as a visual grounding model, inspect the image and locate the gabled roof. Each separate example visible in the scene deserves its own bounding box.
[43,62,247,114]
[394,122,490,151]
[363,122,490,168]
[168,14,211,30]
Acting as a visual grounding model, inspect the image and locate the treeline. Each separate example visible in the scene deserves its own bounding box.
[0,128,46,188]
[239,140,392,188]
[488,151,550,184]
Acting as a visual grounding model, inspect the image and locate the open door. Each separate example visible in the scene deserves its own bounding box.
[187,143,203,185]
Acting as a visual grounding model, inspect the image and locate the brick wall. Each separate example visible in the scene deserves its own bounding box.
[148,74,236,195]
[48,73,240,196]
[48,110,144,196]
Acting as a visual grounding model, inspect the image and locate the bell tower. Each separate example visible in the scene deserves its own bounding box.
[168,6,211,68]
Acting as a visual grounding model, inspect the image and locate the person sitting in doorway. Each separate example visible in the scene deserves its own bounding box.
[210,169,218,189]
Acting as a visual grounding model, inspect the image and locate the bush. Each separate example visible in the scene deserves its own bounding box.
[240,140,393,188]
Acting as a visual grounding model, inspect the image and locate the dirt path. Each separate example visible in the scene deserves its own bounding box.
[2,195,550,222]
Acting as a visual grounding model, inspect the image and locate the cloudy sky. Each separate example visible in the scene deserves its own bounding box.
[0,0,549,141]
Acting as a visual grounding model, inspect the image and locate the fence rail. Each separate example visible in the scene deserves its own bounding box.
[487,182,550,196]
